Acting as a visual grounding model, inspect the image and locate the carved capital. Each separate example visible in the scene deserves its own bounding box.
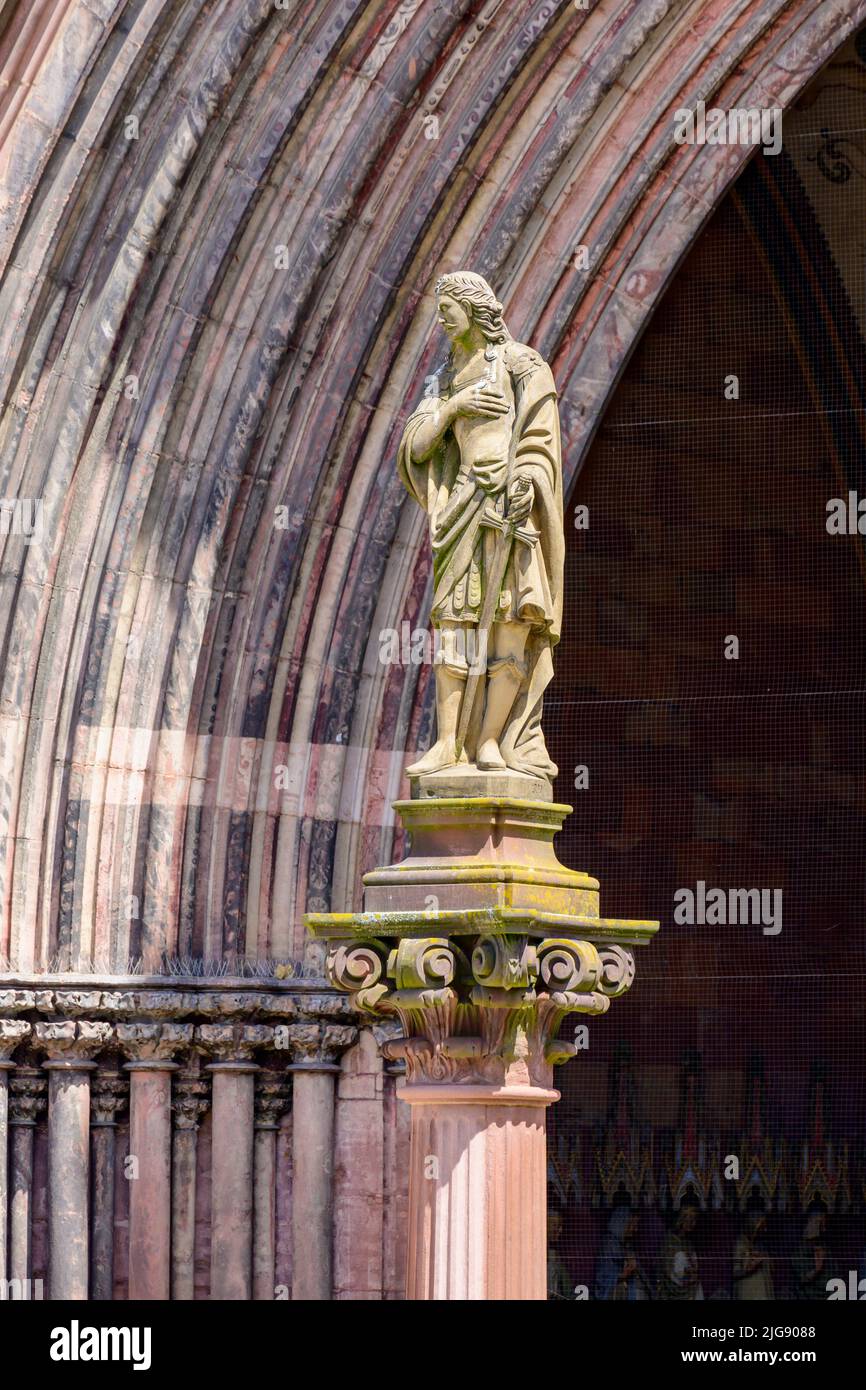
[34,1020,113,1066]
[0,1018,31,1061]
[597,944,636,998]
[90,1068,129,1126]
[282,1021,357,1071]
[472,934,537,994]
[197,1023,273,1068]
[327,941,390,1011]
[172,1071,210,1131]
[0,991,37,1015]
[254,1071,291,1129]
[9,1064,47,1124]
[325,929,638,1087]
[117,1022,194,1067]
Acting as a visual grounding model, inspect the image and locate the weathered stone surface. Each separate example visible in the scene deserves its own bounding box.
[9,1065,47,1124]
[0,0,859,1307]
[0,0,854,970]
[0,1019,30,1057]
[413,765,552,802]
[361,796,602,918]
[283,1022,358,1071]
[398,272,565,792]
[196,1024,274,1063]
[90,1069,127,1126]
[34,1020,113,1061]
[117,1022,194,1063]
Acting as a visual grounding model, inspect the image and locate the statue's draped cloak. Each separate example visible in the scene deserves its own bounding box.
[397,340,564,780]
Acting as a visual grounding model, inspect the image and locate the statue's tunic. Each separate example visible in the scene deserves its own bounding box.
[397,339,564,780]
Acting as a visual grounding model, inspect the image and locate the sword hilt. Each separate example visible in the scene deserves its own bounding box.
[479,503,538,548]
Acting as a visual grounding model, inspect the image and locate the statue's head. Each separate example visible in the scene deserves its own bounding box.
[434,270,510,346]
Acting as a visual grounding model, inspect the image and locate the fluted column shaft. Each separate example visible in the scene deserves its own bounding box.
[403,1083,556,1300]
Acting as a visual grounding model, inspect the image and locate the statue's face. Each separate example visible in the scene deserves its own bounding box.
[437,293,472,341]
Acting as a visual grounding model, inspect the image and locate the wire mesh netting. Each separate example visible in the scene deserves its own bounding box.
[545,29,866,1301]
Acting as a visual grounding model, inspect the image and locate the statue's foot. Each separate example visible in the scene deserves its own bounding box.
[476,738,506,771]
[406,739,458,776]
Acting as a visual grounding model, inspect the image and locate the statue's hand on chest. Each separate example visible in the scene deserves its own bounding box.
[446,352,513,425]
[446,355,515,496]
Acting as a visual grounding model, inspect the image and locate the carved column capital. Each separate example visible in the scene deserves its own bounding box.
[254,1072,291,1130]
[197,1023,273,1072]
[90,1068,129,1127]
[117,1022,194,1070]
[282,1021,357,1072]
[34,1020,113,1068]
[9,1063,47,1125]
[323,932,638,1087]
[172,1071,210,1131]
[0,1018,31,1064]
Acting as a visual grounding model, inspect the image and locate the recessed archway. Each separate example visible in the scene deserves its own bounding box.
[0,0,864,972]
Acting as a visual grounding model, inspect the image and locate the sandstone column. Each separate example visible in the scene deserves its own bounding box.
[35,1021,113,1301]
[171,1065,210,1301]
[403,1082,556,1298]
[309,795,657,1302]
[0,1021,31,1286]
[118,1023,193,1301]
[8,1062,47,1292]
[252,1070,290,1301]
[286,1022,357,1302]
[326,935,633,1302]
[89,1066,128,1301]
[199,1024,271,1301]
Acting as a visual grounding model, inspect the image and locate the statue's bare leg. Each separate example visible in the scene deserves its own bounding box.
[406,623,469,775]
[476,621,527,771]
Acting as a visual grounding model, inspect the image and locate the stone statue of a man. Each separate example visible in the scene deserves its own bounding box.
[397,271,564,790]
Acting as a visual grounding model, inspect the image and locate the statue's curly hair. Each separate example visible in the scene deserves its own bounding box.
[434,270,511,344]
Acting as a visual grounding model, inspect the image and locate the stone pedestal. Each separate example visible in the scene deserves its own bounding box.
[411,765,552,803]
[307,795,658,1302]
